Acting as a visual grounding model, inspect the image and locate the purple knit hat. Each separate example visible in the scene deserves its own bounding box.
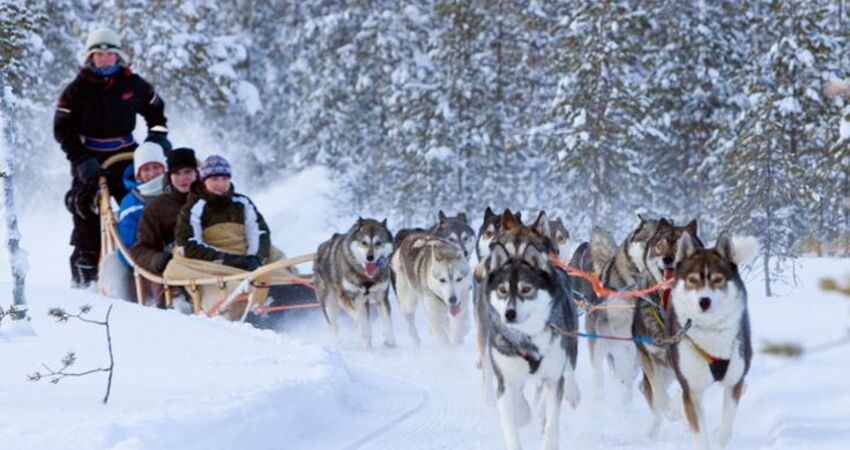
[199,155,232,181]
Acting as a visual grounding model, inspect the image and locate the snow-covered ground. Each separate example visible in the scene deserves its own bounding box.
[1,167,849,450]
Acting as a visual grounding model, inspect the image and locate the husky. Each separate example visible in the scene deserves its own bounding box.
[584,215,661,403]
[392,233,472,347]
[314,218,396,349]
[473,210,556,405]
[394,210,475,260]
[476,207,521,261]
[632,218,702,434]
[667,232,756,450]
[548,217,570,258]
[432,210,476,259]
[485,243,579,450]
[567,241,597,310]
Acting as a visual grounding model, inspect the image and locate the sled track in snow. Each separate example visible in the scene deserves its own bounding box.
[342,363,430,450]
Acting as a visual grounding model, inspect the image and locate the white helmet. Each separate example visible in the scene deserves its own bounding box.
[82,28,130,65]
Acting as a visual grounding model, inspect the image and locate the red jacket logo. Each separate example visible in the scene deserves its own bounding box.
[122,91,134,101]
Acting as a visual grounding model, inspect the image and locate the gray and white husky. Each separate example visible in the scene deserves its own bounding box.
[485,243,580,450]
[632,218,702,434]
[474,210,554,395]
[476,207,521,261]
[391,233,472,347]
[548,217,570,258]
[585,215,661,403]
[433,210,476,260]
[314,218,395,349]
[666,232,756,450]
[394,210,476,260]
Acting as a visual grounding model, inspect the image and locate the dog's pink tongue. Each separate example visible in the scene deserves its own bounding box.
[365,262,379,277]
[450,304,461,317]
[664,268,675,281]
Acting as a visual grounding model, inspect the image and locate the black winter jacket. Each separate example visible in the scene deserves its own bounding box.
[53,67,167,165]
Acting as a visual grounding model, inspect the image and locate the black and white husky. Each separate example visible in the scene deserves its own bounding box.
[667,232,757,450]
[485,243,579,450]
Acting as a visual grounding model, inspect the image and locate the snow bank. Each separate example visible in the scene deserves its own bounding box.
[0,285,350,450]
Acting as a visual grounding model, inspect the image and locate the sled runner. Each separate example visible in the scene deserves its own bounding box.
[96,153,319,321]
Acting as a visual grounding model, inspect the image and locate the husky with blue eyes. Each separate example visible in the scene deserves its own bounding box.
[391,233,472,347]
[485,242,579,450]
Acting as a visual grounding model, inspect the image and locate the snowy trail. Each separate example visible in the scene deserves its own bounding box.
[341,364,430,450]
[2,168,849,449]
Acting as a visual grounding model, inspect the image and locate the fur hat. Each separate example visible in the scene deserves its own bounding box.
[199,155,232,181]
[167,148,198,174]
[82,28,130,65]
[133,142,166,180]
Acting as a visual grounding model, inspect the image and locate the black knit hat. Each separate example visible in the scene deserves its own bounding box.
[167,147,197,173]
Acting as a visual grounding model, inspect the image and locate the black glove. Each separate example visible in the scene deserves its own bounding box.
[145,131,172,153]
[222,254,250,270]
[75,157,105,184]
[155,253,173,273]
[245,255,262,271]
[64,187,98,220]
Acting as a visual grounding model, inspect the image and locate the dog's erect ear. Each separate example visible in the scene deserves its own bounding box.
[357,217,364,227]
[502,209,520,231]
[522,244,548,273]
[457,212,468,224]
[676,232,698,263]
[532,211,550,238]
[684,219,698,240]
[715,232,733,261]
[380,218,392,240]
[514,211,522,223]
[657,218,673,232]
[489,243,511,271]
[484,207,495,220]
[438,210,447,223]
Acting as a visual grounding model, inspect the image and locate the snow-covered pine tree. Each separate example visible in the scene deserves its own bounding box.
[540,0,652,232]
[716,0,838,296]
[642,1,750,232]
[812,1,850,256]
[0,0,47,320]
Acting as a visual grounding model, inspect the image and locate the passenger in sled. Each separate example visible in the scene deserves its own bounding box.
[98,141,168,300]
[164,155,299,319]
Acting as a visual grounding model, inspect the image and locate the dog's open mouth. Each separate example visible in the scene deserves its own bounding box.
[364,262,379,277]
[663,268,675,281]
[449,304,461,317]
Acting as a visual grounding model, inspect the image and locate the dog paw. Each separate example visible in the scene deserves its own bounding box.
[661,401,681,421]
[621,386,633,406]
[645,414,662,441]
[565,378,581,409]
[517,392,533,427]
[714,426,731,447]
[646,421,660,441]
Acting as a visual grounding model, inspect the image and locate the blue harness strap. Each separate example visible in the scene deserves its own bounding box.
[81,134,135,152]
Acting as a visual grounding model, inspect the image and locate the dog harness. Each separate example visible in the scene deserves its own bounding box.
[687,336,730,381]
